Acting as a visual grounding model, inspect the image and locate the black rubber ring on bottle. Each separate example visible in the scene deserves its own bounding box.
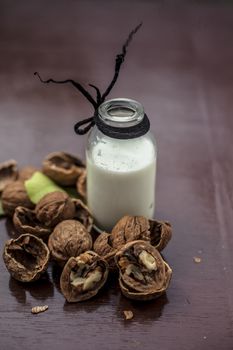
[94,113,150,139]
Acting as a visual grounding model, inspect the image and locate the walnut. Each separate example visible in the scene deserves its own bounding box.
[94,216,172,270]
[111,216,151,249]
[60,251,109,302]
[48,220,92,266]
[3,234,50,282]
[149,220,172,252]
[13,206,51,240]
[111,215,172,252]
[35,191,75,227]
[72,198,93,233]
[115,240,172,301]
[0,159,18,192]
[1,181,34,216]
[18,166,39,182]
[76,169,86,200]
[42,152,85,186]
[93,232,117,270]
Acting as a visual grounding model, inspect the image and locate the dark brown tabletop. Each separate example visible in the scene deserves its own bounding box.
[0,1,233,349]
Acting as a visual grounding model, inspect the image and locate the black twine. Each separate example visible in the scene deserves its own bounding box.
[34,22,143,136]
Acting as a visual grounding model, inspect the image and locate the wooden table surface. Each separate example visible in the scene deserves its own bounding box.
[0,1,233,349]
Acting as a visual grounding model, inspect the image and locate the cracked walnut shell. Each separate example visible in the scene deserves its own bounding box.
[115,240,172,301]
[60,251,109,302]
[1,181,34,216]
[72,198,93,233]
[35,191,75,227]
[111,216,151,249]
[42,152,85,186]
[0,159,18,192]
[48,220,92,266]
[13,206,51,240]
[3,234,50,282]
[111,215,172,252]
[149,219,172,252]
[93,232,116,269]
[76,169,86,200]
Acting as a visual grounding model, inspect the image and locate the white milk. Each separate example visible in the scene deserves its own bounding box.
[86,135,156,231]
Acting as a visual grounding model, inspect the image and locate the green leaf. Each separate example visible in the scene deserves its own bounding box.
[25,171,65,204]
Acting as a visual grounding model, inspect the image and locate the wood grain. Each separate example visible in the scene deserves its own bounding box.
[0,1,233,349]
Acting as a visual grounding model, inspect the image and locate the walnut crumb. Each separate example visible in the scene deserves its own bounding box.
[123,310,134,320]
[31,305,48,314]
[193,257,202,263]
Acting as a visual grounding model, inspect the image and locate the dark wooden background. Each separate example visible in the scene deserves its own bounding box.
[0,1,233,349]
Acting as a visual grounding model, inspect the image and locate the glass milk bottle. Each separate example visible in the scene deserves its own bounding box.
[86,98,157,232]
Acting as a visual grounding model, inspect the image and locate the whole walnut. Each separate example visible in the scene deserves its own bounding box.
[48,220,93,266]
[1,181,34,216]
[35,191,75,227]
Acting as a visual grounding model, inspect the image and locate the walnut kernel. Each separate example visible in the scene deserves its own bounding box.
[60,251,109,302]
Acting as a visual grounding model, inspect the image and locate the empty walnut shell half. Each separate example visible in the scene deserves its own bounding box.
[0,159,18,192]
[13,207,51,240]
[72,198,93,233]
[93,232,117,270]
[42,152,85,186]
[48,220,92,267]
[60,251,109,302]
[35,191,75,227]
[3,234,50,282]
[115,240,172,301]
[76,169,86,200]
[111,216,151,249]
[2,181,34,216]
[149,220,172,252]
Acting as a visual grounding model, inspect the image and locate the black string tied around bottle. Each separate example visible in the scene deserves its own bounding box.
[34,22,150,139]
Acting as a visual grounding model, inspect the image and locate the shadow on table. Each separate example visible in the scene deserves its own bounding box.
[116,292,169,324]
[9,272,54,304]
[62,270,168,323]
[51,262,63,294]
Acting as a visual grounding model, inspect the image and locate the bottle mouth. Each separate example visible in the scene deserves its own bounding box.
[96,98,150,139]
[98,98,144,128]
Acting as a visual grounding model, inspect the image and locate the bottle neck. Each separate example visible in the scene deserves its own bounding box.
[96,98,150,139]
